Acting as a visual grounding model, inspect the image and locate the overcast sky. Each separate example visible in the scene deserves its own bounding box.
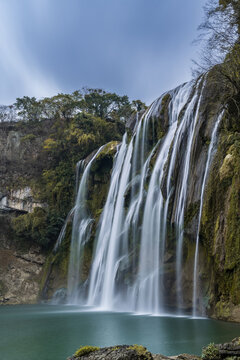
[0,0,206,105]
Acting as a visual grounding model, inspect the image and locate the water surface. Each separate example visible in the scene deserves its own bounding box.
[0,305,240,360]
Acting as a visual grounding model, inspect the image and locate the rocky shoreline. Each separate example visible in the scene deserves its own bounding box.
[67,338,240,360]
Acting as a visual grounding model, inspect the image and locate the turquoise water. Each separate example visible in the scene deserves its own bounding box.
[0,305,240,360]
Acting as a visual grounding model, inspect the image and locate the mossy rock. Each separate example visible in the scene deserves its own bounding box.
[68,345,153,360]
[74,346,100,358]
[200,104,240,320]
[91,141,119,173]
[184,201,200,225]
[127,345,152,360]
[202,343,219,360]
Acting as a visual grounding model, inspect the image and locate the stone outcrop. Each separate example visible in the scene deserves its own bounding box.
[0,122,49,192]
[67,345,201,360]
[68,345,153,360]
[202,337,240,359]
[0,214,46,304]
[68,339,240,360]
[217,337,240,358]
[0,187,44,213]
[0,121,50,304]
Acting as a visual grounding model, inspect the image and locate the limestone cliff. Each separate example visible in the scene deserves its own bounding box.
[0,120,51,304]
[0,114,124,304]
[0,214,46,304]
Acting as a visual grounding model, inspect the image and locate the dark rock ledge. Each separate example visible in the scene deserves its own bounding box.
[67,345,200,360]
[67,338,240,360]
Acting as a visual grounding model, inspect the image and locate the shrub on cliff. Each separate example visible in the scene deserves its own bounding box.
[202,343,220,360]
[40,112,125,215]
[12,207,64,248]
[11,88,145,249]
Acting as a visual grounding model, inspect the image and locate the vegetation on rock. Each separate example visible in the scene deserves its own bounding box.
[73,346,100,358]
[10,89,145,250]
[201,343,219,360]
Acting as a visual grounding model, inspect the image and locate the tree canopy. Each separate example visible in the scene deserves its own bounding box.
[14,88,146,123]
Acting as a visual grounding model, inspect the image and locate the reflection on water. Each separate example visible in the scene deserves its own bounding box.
[0,305,240,360]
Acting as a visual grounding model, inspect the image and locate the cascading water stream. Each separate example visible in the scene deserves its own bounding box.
[53,206,76,253]
[86,81,200,313]
[87,99,161,309]
[66,77,222,316]
[136,81,200,314]
[54,160,86,253]
[192,111,223,317]
[167,78,205,310]
[87,134,132,308]
[67,146,105,303]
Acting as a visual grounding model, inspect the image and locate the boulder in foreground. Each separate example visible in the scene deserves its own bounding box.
[68,338,240,360]
[68,345,153,360]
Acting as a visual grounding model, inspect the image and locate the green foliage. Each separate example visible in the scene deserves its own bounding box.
[14,88,146,123]
[11,88,145,250]
[20,134,37,142]
[74,346,99,358]
[81,88,146,122]
[15,96,42,122]
[127,345,152,359]
[40,92,82,121]
[202,343,219,360]
[81,88,129,120]
[41,161,75,215]
[40,112,124,215]
[12,207,63,248]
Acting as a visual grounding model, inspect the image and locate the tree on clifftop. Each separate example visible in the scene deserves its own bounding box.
[193,0,240,114]
[14,88,146,123]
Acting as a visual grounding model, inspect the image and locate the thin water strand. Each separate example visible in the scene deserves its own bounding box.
[67,145,106,303]
[192,112,223,316]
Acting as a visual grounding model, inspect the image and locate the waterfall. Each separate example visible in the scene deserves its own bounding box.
[192,112,223,316]
[67,146,105,303]
[54,160,85,253]
[87,134,133,308]
[167,78,205,310]
[53,207,75,253]
[66,77,222,315]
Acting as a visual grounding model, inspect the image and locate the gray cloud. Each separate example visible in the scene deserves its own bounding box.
[0,0,206,105]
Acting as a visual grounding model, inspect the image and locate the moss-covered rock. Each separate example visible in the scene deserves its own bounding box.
[68,345,153,360]
[199,92,240,321]
[74,346,100,358]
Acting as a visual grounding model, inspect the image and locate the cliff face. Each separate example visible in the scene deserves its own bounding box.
[174,73,240,321]
[0,121,51,304]
[0,214,46,304]
[159,74,226,312]
[200,109,240,321]
[41,141,119,302]
[159,73,240,321]
[0,116,124,304]
[0,121,50,211]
